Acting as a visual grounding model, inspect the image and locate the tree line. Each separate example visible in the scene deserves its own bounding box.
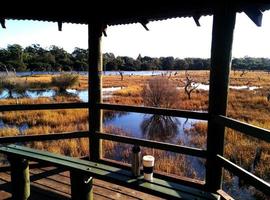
[0,44,270,72]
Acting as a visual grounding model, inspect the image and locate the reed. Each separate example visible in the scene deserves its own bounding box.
[0,71,270,188]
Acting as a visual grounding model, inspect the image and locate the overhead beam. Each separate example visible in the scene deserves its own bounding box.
[0,18,6,29]
[244,7,263,27]
[140,19,149,31]
[58,21,62,31]
[102,24,107,37]
[193,14,201,26]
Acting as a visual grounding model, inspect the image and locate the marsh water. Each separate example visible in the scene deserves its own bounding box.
[0,87,124,102]
[0,73,264,199]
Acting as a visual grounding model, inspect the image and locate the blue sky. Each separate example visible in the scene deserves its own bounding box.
[0,11,270,58]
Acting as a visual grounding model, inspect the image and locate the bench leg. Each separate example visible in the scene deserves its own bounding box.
[70,171,93,200]
[8,156,30,200]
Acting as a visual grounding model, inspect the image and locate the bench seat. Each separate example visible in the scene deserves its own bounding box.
[0,144,220,200]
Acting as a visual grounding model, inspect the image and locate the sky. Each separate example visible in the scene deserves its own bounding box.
[0,11,270,59]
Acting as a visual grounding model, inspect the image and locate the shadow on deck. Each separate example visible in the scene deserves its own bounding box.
[0,166,164,200]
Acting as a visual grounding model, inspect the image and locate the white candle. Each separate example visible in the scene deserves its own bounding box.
[143,155,155,181]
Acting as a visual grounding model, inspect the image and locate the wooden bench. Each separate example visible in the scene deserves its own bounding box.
[0,144,220,200]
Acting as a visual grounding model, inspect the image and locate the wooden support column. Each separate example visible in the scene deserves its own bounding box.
[88,22,103,162]
[8,156,30,200]
[70,171,93,200]
[205,4,236,192]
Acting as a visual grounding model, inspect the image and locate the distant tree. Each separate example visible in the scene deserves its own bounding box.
[174,58,187,70]
[121,56,136,70]
[5,44,26,71]
[50,45,72,71]
[72,48,88,71]
[160,57,175,70]
[103,53,117,70]
[24,44,54,71]
[141,56,158,70]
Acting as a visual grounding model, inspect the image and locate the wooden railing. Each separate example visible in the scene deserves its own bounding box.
[0,103,269,196]
[214,114,270,195]
[98,103,209,120]
[213,115,270,143]
[97,132,207,158]
[216,154,270,195]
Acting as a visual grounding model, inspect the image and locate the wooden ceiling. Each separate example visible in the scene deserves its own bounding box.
[1,1,270,26]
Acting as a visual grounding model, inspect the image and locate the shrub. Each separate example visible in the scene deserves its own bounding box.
[51,74,79,92]
[141,77,179,108]
[0,75,28,98]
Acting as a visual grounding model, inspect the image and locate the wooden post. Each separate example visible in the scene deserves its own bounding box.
[8,156,30,200]
[70,171,93,200]
[88,22,103,162]
[205,4,236,192]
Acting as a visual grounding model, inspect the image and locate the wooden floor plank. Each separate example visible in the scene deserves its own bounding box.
[0,167,164,200]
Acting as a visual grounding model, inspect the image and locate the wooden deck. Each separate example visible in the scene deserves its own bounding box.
[0,166,164,200]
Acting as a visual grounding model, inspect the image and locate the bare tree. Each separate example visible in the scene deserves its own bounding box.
[168,71,172,79]
[119,71,123,81]
[240,69,248,77]
[141,77,178,108]
[182,70,199,100]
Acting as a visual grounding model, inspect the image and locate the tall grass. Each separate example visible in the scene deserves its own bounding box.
[103,126,202,180]
[0,71,269,193]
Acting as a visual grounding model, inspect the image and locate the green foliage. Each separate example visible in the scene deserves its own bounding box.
[1,44,270,72]
[51,74,79,92]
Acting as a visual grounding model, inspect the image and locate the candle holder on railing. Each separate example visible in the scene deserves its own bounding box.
[142,155,155,182]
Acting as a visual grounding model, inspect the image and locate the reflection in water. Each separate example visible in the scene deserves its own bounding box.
[0,87,122,102]
[141,115,180,142]
[103,111,128,122]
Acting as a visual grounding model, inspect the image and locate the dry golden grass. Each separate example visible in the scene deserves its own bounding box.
[29,138,89,157]
[102,126,200,180]
[113,85,141,97]
[184,121,270,183]
[0,128,19,137]
[185,122,207,149]
[0,109,88,131]
[0,70,270,184]
[22,75,52,83]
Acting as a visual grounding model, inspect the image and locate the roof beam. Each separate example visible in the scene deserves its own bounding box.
[244,7,263,27]
[58,21,62,31]
[140,19,149,31]
[102,24,107,37]
[193,14,201,26]
[0,18,6,29]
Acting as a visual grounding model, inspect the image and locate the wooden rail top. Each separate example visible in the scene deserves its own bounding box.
[0,144,220,200]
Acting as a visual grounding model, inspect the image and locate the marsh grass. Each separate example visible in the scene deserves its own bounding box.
[184,122,207,149]
[225,128,270,181]
[103,126,203,180]
[29,138,89,157]
[0,109,88,131]
[223,170,269,200]
[185,122,270,184]
[0,71,269,191]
